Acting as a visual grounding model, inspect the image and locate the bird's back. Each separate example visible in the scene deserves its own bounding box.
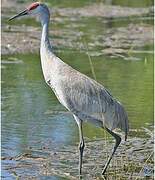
[45,54,129,139]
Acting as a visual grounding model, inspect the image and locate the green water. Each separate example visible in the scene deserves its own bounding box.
[2,49,153,155]
[2,0,153,179]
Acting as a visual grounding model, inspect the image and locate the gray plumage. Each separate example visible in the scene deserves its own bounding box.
[46,57,128,136]
[9,2,129,176]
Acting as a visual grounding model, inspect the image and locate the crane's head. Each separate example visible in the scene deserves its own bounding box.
[9,2,50,22]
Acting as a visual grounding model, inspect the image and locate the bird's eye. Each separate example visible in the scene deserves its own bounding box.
[28,2,40,11]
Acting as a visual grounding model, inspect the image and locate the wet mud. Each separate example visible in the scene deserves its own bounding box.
[2,134,153,179]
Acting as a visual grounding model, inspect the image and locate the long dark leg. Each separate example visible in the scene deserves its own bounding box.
[78,120,85,175]
[102,127,121,175]
[73,115,85,175]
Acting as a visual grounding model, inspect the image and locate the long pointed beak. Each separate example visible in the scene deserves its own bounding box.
[9,9,28,21]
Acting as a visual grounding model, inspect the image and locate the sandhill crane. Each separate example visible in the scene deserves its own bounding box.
[9,2,129,176]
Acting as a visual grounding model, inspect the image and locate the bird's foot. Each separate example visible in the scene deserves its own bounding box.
[78,173,83,180]
[101,167,107,176]
[101,173,107,180]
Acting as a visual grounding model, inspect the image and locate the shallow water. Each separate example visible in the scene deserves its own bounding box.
[2,49,153,178]
[1,0,154,179]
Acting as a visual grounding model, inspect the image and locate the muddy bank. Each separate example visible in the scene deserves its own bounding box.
[2,0,153,56]
[58,4,152,18]
[2,22,153,57]
[2,0,153,17]
[2,134,153,179]
[95,24,153,59]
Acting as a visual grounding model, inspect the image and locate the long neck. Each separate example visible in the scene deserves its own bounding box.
[41,17,52,52]
[40,15,57,82]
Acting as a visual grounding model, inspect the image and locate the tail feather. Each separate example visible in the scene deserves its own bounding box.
[115,100,129,141]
